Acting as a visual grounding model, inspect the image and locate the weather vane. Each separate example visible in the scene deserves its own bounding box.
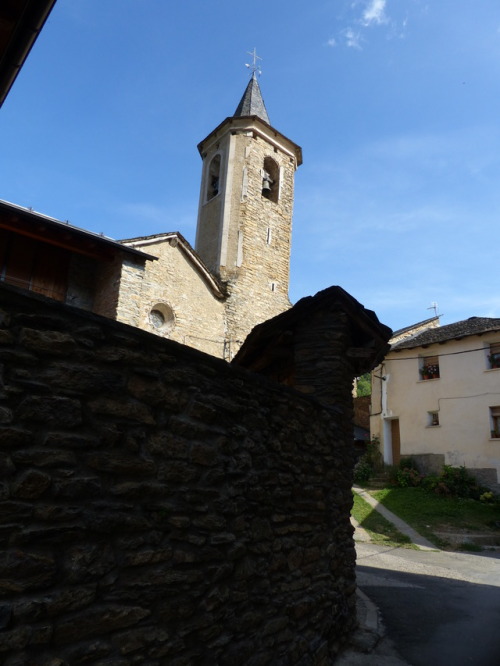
[245,48,262,77]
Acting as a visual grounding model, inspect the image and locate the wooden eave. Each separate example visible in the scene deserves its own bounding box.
[0,201,156,262]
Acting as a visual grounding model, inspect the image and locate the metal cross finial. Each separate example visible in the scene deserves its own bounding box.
[245,48,262,77]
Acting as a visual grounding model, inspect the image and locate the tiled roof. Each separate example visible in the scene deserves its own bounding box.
[233,74,270,124]
[392,316,439,339]
[393,317,500,350]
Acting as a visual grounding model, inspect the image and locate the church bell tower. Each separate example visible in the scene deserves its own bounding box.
[195,63,302,352]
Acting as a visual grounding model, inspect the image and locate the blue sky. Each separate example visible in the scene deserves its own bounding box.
[2,0,500,331]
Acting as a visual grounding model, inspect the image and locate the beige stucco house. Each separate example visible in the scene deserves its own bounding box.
[370,317,500,491]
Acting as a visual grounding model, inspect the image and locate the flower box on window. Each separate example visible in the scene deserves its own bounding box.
[420,357,440,380]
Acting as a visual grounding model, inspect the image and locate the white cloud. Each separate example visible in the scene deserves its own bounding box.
[344,28,363,49]
[331,0,401,52]
[361,0,388,27]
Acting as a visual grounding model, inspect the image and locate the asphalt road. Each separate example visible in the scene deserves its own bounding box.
[355,543,500,666]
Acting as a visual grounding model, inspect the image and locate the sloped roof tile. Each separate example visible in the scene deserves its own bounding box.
[393,317,500,350]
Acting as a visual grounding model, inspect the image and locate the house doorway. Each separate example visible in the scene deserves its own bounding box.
[390,419,401,466]
[383,418,401,465]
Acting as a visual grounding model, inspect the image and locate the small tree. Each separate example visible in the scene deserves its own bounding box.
[356,372,371,397]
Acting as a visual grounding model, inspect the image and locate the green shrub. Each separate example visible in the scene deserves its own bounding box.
[422,474,440,493]
[437,465,485,499]
[392,458,423,488]
[399,457,419,471]
[353,459,373,483]
[353,436,383,483]
[392,461,488,498]
[396,466,423,487]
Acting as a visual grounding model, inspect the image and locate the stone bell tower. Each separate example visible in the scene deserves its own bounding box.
[195,67,302,354]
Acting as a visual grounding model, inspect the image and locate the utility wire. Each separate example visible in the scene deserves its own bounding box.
[381,344,499,362]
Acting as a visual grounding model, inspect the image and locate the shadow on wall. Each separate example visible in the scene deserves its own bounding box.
[0,282,390,664]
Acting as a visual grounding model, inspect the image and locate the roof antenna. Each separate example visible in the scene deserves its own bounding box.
[245,48,262,77]
[428,302,439,317]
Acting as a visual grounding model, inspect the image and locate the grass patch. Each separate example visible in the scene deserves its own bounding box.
[351,492,416,549]
[371,487,500,550]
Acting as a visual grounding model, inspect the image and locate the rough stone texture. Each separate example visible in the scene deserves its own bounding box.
[66,254,99,312]
[222,129,295,348]
[0,283,359,664]
[353,396,370,432]
[195,115,301,357]
[409,453,445,476]
[115,238,227,359]
[92,254,122,320]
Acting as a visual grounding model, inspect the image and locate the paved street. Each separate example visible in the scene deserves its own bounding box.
[354,543,500,666]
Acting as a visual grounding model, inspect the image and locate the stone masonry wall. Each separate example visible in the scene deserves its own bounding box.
[0,284,357,665]
[223,132,294,349]
[118,239,227,359]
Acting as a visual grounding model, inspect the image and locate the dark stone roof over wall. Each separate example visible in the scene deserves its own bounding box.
[233,285,392,376]
[393,317,500,350]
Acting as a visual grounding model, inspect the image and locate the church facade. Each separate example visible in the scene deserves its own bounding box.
[0,74,301,360]
[115,74,302,359]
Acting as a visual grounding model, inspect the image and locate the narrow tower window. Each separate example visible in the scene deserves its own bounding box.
[206,154,221,201]
[262,156,279,203]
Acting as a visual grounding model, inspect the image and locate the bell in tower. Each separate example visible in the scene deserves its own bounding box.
[194,53,302,351]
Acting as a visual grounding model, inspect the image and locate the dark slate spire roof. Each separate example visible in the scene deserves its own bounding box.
[234,74,270,124]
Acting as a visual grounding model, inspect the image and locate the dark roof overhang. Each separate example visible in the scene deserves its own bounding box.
[0,0,57,108]
[0,199,157,262]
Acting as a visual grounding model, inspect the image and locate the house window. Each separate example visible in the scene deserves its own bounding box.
[262,156,279,203]
[428,411,440,427]
[206,154,221,201]
[420,356,440,380]
[490,407,500,438]
[488,343,500,369]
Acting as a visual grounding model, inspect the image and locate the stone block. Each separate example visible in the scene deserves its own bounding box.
[15,396,82,428]
[11,469,51,499]
[19,328,77,355]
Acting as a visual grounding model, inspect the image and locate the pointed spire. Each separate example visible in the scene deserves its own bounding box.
[233,73,270,124]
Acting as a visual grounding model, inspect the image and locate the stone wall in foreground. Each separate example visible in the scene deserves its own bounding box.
[0,284,356,665]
